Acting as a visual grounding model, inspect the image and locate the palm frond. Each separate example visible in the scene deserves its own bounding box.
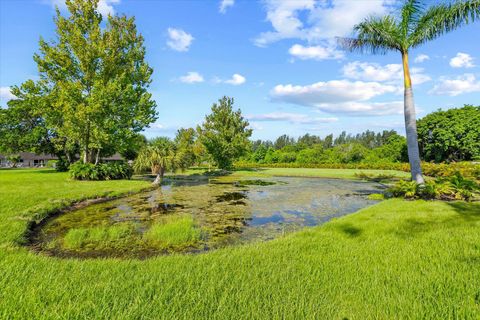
[337,16,402,54]
[400,0,425,39]
[410,0,480,48]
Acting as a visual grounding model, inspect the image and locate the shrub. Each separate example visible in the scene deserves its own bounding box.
[69,161,132,180]
[48,158,70,172]
[388,173,479,201]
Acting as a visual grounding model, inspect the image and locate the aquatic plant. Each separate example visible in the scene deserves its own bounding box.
[143,215,202,250]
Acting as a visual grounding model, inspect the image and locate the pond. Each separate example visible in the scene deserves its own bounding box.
[29,176,384,259]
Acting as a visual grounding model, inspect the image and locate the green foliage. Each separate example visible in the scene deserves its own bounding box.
[389,173,480,201]
[199,96,252,169]
[55,158,71,172]
[69,161,132,180]
[1,0,157,164]
[175,128,202,167]
[355,172,397,182]
[367,193,385,200]
[422,162,480,180]
[389,180,419,199]
[0,80,57,156]
[417,105,480,162]
[338,0,480,54]
[246,130,409,168]
[5,155,22,168]
[133,137,188,182]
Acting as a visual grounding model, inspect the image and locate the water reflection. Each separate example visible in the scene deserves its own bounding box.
[31,176,383,258]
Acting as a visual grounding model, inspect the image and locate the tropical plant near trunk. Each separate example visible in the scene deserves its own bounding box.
[338,0,480,183]
[133,137,186,185]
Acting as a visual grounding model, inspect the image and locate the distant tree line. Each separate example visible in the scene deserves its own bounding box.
[246,130,408,166]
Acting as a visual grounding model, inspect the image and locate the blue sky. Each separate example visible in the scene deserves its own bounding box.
[1,0,479,141]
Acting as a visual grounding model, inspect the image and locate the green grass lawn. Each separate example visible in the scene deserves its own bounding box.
[0,169,479,319]
[233,167,411,179]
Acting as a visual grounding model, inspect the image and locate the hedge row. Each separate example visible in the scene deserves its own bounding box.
[234,161,480,180]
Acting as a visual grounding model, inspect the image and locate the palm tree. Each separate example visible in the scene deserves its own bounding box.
[338,0,479,183]
[133,137,187,185]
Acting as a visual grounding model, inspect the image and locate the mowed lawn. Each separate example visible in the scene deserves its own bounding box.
[0,169,479,319]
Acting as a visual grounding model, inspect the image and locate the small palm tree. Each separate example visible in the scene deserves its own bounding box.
[133,137,187,185]
[338,0,479,183]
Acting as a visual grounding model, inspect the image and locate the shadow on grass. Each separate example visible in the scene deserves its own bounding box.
[394,201,480,239]
[447,201,480,222]
[336,223,363,237]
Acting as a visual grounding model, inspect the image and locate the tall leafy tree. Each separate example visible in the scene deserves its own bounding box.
[2,0,157,164]
[0,81,54,156]
[338,0,480,183]
[199,96,252,169]
[417,105,480,162]
[175,128,198,167]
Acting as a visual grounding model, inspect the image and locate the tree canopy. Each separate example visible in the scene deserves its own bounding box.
[199,96,252,170]
[417,105,480,162]
[0,0,157,164]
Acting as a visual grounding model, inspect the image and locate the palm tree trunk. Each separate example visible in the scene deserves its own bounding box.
[152,167,165,185]
[402,52,425,184]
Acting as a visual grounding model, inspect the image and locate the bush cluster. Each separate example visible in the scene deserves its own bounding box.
[69,162,133,181]
[388,173,479,201]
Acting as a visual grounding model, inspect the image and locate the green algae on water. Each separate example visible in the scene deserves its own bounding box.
[30,176,383,259]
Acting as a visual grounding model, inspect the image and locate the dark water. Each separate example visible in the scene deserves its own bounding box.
[30,177,384,259]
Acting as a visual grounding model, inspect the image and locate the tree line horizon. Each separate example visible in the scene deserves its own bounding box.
[0,0,479,183]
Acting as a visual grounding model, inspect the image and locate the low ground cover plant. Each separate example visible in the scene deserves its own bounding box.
[389,173,480,201]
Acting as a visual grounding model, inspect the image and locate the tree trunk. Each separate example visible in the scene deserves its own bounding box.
[83,147,89,164]
[402,52,425,184]
[94,149,100,165]
[152,167,165,185]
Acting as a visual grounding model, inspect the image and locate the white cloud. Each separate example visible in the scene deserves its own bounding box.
[178,72,204,84]
[225,74,246,85]
[272,80,397,105]
[219,0,234,13]
[247,112,338,124]
[288,43,344,60]
[343,62,402,82]
[49,0,119,16]
[270,79,405,116]
[151,123,165,129]
[254,0,392,47]
[342,61,431,85]
[248,122,264,131]
[0,87,16,102]
[167,28,194,52]
[96,0,119,16]
[312,101,404,116]
[430,74,480,96]
[449,52,475,68]
[414,54,430,63]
